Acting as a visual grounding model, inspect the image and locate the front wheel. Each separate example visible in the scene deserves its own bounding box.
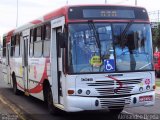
[155,70,160,78]
[109,108,123,119]
[46,87,62,115]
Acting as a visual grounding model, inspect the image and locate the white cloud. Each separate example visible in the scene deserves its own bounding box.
[1,0,160,37]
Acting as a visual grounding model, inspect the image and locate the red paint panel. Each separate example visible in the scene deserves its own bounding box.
[30,20,42,25]
[154,52,160,71]
[44,7,67,21]
[6,30,14,43]
[29,84,43,93]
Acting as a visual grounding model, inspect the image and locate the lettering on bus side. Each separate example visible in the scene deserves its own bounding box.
[81,78,93,82]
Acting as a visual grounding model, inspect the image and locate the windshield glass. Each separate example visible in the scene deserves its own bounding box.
[68,23,153,73]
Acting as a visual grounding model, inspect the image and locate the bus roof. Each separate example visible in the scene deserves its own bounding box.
[3,4,147,37]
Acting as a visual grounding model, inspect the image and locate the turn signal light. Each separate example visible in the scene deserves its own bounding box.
[153,85,156,90]
[68,90,74,95]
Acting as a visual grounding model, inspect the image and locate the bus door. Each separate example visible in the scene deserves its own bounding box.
[22,30,29,95]
[6,43,11,84]
[51,16,65,104]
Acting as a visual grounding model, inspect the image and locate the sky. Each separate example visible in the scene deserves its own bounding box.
[0,0,160,37]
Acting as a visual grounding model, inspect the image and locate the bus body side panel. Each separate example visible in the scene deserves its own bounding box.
[2,57,8,84]
[10,57,24,92]
[6,43,11,85]
[1,44,11,85]
[2,43,11,85]
[28,57,46,100]
[14,29,30,93]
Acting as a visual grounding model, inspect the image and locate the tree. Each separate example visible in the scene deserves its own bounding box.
[152,23,160,51]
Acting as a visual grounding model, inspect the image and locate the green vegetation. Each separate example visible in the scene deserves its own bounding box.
[156,80,160,87]
[152,23,160,51]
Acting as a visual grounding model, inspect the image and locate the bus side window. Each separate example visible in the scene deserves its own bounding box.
[2,37,6,57]
[34,26,43,57]
[43,24,51,57]
[15,34,20,57]
[36,26,42,41]
[30,29,34,57]
[10,36,15,57]
[19,33,22,56]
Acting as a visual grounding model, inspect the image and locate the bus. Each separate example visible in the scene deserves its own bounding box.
[2,5,155,115]
[0,45,2,64]
[154,51,160,77]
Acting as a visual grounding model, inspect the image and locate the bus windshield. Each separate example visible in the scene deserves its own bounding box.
[68,23,153,73]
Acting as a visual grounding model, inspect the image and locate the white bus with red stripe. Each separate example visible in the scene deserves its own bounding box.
[2,5,155,115]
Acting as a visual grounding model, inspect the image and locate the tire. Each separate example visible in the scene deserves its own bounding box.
[155,70,160,78]
[109,108,123,118]
[12,74,21,95]
[109,108,123,114]
[46,86,62,115]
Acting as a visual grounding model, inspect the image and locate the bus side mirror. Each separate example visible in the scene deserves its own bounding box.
[57,32,66,48]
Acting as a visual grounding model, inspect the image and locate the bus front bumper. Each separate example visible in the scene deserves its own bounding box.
[65,91,155,112]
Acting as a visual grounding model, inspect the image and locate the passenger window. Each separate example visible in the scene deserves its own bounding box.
[45,24,51,40]
[30,29,34,57]
[36,27,42,41]
[10,36,15,57]
[34,27,42,57]
[43,24,51,57]
[2,37,6,57]
[19,34,22,56]
[15,34,20,57]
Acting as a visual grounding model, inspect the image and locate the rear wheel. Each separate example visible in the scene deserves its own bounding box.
[12,74,21,95]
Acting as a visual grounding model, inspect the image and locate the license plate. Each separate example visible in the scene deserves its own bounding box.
[139,95,153,102]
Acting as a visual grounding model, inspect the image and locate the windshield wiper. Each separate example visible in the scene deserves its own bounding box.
[139,63,151,70]
[120,20,134,47]
[88,20,101,57]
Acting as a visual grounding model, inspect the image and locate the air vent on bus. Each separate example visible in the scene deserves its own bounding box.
[99,97,131,108]
[96,86,134,95]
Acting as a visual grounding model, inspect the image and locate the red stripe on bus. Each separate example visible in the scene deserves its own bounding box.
[106,76,123,89]
[6,30,14,43]
[44,7,67,21]
[30,20,42,25]
[17,83,25,90]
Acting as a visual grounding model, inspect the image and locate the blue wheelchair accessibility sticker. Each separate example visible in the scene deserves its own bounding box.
[104,59,115,72]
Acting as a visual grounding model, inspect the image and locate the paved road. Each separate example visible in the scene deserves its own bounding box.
[0,83,121,120]
[0,67,160,120]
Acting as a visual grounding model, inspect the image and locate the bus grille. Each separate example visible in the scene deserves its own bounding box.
[87,79,142,86]
[87,79,142,95]
[116,79,142,85]
[99,97,131,108]
[96,86,134,95]
[87,80,114,86]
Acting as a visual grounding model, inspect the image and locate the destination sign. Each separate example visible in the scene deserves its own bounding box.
[83,9,135,19]
[68,6,148,20]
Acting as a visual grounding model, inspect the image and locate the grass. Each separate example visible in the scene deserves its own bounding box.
[156,81,160,87]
